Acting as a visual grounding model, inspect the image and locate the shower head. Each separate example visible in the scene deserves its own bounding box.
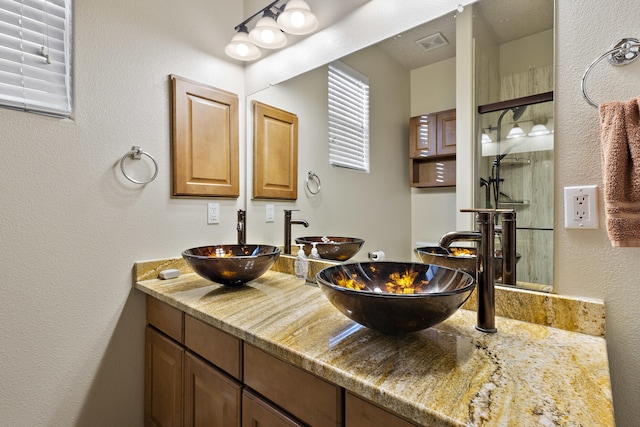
[511,105,527,121]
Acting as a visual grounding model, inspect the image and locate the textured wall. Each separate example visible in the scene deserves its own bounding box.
[555,1,640,425]
[0,1,244,425]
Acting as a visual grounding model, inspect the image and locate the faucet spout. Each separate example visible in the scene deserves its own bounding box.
[438,231,481,249]
[284,210,309,254]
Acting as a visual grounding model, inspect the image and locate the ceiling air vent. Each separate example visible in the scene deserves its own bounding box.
[415,32,448,52]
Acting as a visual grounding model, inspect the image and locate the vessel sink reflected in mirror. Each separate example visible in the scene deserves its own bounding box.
[295,236,364,261]
[182,244,280,286]
[316,262,475,335]
[415,246,521,281]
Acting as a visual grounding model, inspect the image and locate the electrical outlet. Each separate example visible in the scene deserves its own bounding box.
[265,204,275,222]
[564,185,598,229]
[207,203,220,224]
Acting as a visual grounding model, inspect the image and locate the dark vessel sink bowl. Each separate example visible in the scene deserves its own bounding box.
[316,262,475,335]
[182,244,280,286]
[294,236,364,261]
[415,246,520,281]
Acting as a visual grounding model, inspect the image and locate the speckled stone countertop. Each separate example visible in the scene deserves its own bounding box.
[134,258,614,427]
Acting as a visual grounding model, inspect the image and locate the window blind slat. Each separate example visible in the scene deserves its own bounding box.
[328,61,369,172]
[0,0,71,117]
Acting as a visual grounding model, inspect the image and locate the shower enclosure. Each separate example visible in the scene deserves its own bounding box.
[477,93,554,288]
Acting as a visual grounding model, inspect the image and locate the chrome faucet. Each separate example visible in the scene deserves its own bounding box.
[237,209,246,245]
[438,209,516,333]
[284,209,309,254]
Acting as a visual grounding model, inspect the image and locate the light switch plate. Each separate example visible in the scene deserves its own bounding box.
[266,204,275,222]
[564,185,598,229]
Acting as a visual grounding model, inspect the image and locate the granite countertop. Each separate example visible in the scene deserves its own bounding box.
[134,259,614,427]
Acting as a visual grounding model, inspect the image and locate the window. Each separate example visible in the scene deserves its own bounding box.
[0,0,72,117]
[328,61,369,172]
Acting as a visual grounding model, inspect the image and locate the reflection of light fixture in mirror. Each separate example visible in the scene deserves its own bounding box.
[481,132,492,143]
[249,10,287,49]
[528,123,551,136]
[506,123,525,139]
[225,25,261,61]
[277,0,319,35]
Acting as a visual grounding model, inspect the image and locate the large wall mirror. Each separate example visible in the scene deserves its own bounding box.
[243,0,554,292]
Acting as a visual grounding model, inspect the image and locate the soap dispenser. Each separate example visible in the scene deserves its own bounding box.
[309,242,321,260]
[294,244,309,279]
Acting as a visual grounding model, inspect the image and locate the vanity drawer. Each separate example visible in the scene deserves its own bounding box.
[184,314,242,380]
[146,296,184,343]
[243,343,342,427]
[345,392,418,427]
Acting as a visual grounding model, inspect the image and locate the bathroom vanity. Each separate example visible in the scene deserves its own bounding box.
[135,258,613,426]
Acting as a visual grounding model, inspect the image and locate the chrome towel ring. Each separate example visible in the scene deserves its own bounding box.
[581,38,640,108]
[120,146,158,184]
[306,171,321,194]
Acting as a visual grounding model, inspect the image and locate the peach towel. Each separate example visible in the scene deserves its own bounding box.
[599,96,640,247]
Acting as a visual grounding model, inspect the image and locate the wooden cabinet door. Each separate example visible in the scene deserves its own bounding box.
[242,390,304,427]
[345,392,418,427]
[409,114,436,157]
[436,109,456,155]
[252,101,298,200]
[145,327,184,427]
[171,74,239,197]
[184,352,241,427]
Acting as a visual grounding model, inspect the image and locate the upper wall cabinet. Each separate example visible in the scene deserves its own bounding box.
[409,108,456,188]
[252,101,298,200]
[171,75,240,198]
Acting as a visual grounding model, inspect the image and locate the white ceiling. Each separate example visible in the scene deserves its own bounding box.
[376,0,554,70]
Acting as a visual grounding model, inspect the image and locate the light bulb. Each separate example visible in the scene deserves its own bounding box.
[290,11,306,28]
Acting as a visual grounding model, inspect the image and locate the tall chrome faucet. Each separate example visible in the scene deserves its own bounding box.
[284,209,309,254]
[438,209,516,333]
[237,209,246,245]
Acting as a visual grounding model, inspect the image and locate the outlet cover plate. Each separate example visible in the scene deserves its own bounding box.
[564,185,598,229]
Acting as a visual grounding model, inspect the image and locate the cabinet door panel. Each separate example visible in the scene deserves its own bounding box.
[171,75,239,197]
[184,352,241,427]
[345,392,417,427]
[409,114,436,157]
[242,390,304,427]
[436,109,456,155]
[145,327,183,427]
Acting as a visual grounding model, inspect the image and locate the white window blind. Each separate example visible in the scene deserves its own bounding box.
[0,0,72,117]
[328,61,369,172]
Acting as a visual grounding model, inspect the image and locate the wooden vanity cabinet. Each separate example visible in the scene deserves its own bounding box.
[409,109,456,187]
[145,296,420,427]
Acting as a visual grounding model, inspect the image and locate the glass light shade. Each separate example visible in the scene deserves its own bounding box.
[225,30,261,61]
[277,0,319,35]
[249,13,287,49]
[481,132,492,143]
[528,123,551,136]
[506,123,525,139]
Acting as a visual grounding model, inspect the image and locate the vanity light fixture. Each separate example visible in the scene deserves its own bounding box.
[277,0,319,35]
[225,25,262,61]
[481,131,492,143]
[528,123,551,136]
[506,123,525,139]
[225,0,319,62]
[249,9,287,49]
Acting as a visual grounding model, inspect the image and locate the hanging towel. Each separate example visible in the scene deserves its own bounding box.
[599,96,640,247]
